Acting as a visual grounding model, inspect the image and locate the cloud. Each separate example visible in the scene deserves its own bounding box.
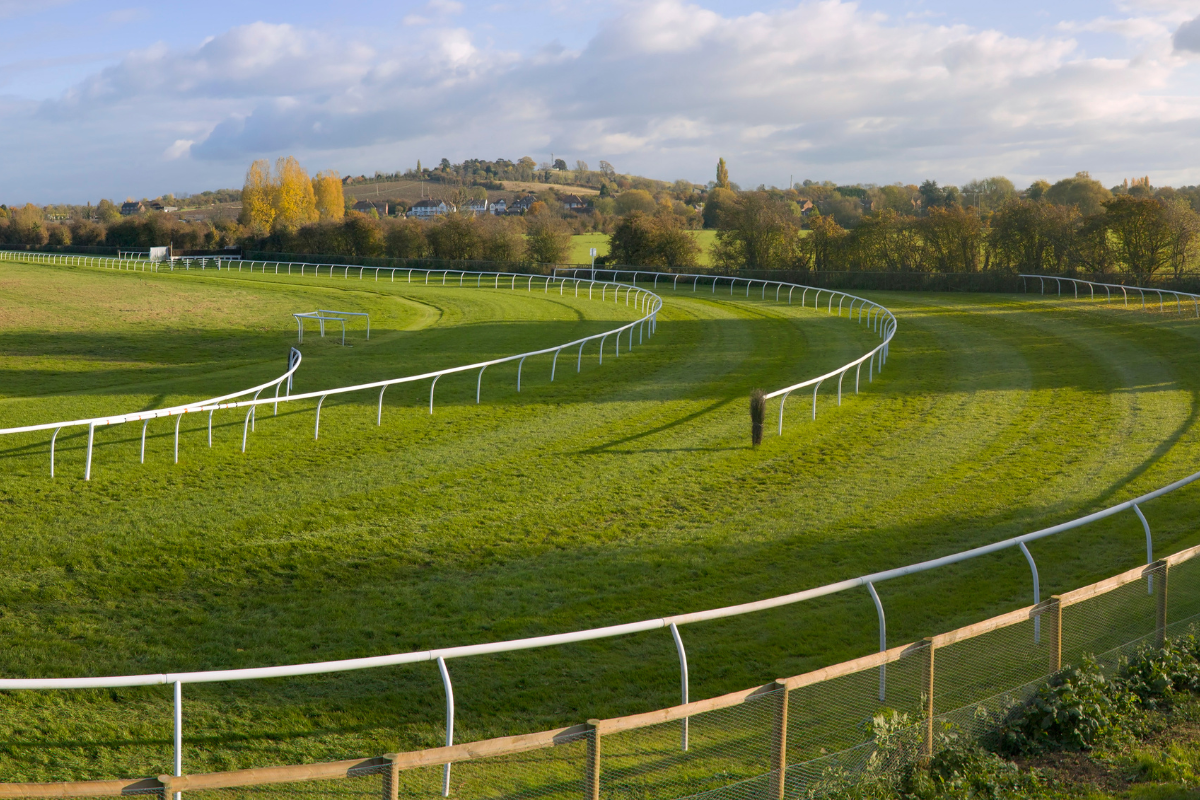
[163,139,193,159]
[11,0,1200,202]
[1175,13,1200,50]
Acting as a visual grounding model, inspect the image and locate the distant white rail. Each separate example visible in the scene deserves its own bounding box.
[0,252,662,479]
[1020,273,1200,315]
[557,267,897,433]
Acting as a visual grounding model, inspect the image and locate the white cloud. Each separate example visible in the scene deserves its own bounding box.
[163,139,193,160]
[10,0,1200,202]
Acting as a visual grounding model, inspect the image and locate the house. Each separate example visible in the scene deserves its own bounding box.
[560,194,586,211]
[508,195,538,214]
[798,199,814,216]
[146,202,178,213]
[120,201,145,216]
[352,200,389,216]
[407,199,453,219]
[461,199,490,216]
[490,198,507,215]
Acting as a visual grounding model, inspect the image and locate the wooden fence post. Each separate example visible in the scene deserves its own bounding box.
[1046,597,1062,674]
[157,775,173,800]
[1156,561,1169,648]
[772,679,788,800]
[921,639,934,762]
[381,754,399,800]
[586,719,601,800]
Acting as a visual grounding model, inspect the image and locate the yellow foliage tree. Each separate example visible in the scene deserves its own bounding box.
[273,156,318,231]
[313,171,344,220]
[240,159,277,233]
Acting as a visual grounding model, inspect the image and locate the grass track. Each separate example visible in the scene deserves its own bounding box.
[0,258,1198,782]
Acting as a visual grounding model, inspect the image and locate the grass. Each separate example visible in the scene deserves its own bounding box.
[569,230,718,266]
[1,257,1200,787]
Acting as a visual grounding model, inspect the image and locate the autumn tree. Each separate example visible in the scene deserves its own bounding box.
[526,214,571,264]
[385,220,428,258]
[273,156,318,231]
[313,171,345,220]
[716,158,730,190]
[240,159,277,232]
[712,192,805,270]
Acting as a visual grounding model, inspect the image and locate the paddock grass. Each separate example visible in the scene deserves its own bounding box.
[0,257,1199,784]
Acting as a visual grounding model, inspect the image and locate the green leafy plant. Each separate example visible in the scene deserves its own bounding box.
[1003,657,1135,752]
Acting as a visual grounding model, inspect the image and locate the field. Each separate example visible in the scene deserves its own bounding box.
[569,230,719,265]
[1,256,1200,785]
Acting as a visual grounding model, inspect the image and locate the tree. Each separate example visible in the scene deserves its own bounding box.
[240,159,277,232]
[46,224,71,246]
[850,210,921,271]
[1045,172,1111,216]
[918,206,983,271]
[615,190,657,215]
[961,176,1015,210]
[273,156,318,231]
[1104,195,1173,281]
[918,180,960,211]
[553,158,568,171]
[427,214,480,260]
[96,199,121,224]
[702,187,737,229]
[11,203,47,245]
[313,171,344,220]
[805,213,846,271]
[477,216,525,263]
[525,215,571,264]
[1026,180,1051,201]
[1163,198,1200,280]
[712,192,804,270]
[716,158,730,190]
[987,200,1079,272]
[599,161,615,177]
[385,219,428,258]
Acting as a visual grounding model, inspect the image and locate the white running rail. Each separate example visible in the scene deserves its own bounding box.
[558,267,897,433]
[1020,273,1200,315]
[0,253,1190,793]
[0,252,663,480]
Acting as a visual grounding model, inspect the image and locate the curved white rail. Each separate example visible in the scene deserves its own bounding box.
[0,252,663,480]
[0,253,1193,788]
[1021,272,1200,315]
[558,267,897,433]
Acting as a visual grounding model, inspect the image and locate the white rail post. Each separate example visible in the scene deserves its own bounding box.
[1018,542,1041,642]
[50,427,61,477]
[429,375,439,414]
[866,582,886,701]
[173,680,183,800]
[1134,503,1154,594]
[174,415,183,464]
[477,366,487,403]
[778,391,790,435]
[315,395,327,439]
[85,422,96,480]
[142,420,150,461]
[377,386,387,426]
[437,657,454,797]
[669,623,689,751]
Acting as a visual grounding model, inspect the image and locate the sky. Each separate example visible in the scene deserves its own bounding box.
[5,0,1200,204]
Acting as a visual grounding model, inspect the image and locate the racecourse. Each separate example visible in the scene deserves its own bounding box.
[0,256,1198,782]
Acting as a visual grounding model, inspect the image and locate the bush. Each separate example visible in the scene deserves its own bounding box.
[1003,657,1135,752]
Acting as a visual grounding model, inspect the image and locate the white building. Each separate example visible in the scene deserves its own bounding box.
[408,199,454,219]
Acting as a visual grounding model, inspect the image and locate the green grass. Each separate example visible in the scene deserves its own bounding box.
[569,231,718,266]
[1,258,1200,787]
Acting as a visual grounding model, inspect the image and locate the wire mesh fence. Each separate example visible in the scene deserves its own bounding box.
[2,548,1199,800]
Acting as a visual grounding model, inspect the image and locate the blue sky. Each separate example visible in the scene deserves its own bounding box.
[4,0,1200,203]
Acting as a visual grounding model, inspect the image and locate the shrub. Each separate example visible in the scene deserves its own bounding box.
[1003,657,1135,752]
